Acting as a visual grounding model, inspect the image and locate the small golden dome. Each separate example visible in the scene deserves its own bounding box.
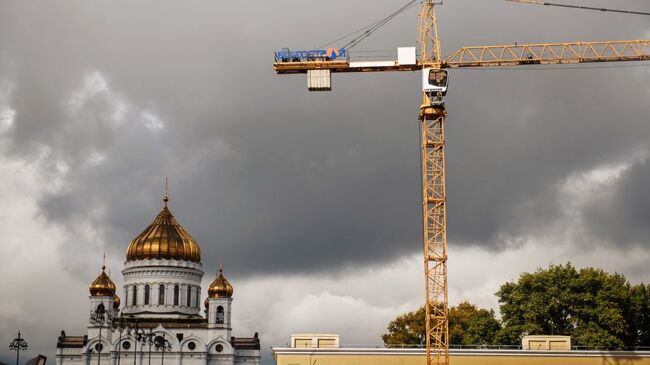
[126,197,201,263]
[89,265,116,297]
[204,297,209,309]
[113,294,121,309]
[208,265,233,298]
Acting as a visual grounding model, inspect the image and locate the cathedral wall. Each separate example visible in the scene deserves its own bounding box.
[56,349,84,365]
[207,355,237,365]
[121,259,204,317]
[233,355,260,365]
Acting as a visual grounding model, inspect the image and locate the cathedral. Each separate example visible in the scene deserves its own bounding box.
[55,195,260,365]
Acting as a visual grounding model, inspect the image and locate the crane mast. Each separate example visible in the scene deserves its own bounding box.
[418,2,449,365]
[418,1,442,68]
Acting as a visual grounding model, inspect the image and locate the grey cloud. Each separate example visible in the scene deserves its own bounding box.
[584,157,650,246]
[1,0,649,276]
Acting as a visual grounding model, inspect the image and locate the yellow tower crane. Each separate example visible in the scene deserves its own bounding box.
[273,1,650,364]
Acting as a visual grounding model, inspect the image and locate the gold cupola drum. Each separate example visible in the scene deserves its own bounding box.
[125,196,201,263]
[121,195,205,318]
[208,264,234,298]
[89,265,116,297]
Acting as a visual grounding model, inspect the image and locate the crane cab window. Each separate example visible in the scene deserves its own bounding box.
[428,69,448,88]
[422,68,448,99]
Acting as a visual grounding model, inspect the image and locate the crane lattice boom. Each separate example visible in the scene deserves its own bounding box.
[445,40,650,67]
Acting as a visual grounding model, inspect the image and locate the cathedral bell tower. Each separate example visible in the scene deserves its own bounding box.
[88,265,116,321]
[206,263,234,336]
[87,265,116,351]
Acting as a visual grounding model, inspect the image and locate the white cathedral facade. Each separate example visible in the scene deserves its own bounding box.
[56,196,260,365]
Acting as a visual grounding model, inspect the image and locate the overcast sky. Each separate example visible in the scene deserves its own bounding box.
[0,0,649,364]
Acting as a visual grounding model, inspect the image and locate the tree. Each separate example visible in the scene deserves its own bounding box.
[383,264,650,349]
[449,301,501,346]
[382,306,426,347]
[382,302,500,347]
[496,263,645,348]
[629,284,650,347]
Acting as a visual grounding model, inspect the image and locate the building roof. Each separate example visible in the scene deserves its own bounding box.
[56,331,87,349]
[231,334,260,350]
[25,355,47,365]
[113,317,208,329]
[272,347,650,358]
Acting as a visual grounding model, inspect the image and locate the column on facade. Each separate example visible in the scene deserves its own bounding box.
[138,283,145,308]
[190,284,194,308]
[124,285,129,309]
[167,283,173,307]
[181,284,188,307]
[156,283,162,306]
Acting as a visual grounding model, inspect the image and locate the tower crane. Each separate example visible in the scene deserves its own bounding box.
[272,1,650,364]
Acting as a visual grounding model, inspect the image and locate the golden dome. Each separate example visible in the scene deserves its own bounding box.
[126,196,201,263]
[89,265,116,297]
[208,265,233,298]
[113,294,121,309]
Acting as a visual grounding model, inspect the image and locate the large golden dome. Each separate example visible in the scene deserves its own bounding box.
[126,196,201,263]
[208,265,233,298]
[89,265,116,296]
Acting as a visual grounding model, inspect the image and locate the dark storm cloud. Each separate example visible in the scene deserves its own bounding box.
[1,0,649,279]
[584,157,650,246]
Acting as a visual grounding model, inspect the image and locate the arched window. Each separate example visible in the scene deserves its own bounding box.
[216,306,224,324]
[158,284,165,305]
[194,288,199,308]
[186,286,192,307]
[132,286,137,306]
[144,284,150,305]
[174,285,179,305]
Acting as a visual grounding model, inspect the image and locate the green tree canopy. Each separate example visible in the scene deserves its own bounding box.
[382,301,500,347]
[496,263,650,348]
[449,301,501,346]
[382,264,650,349]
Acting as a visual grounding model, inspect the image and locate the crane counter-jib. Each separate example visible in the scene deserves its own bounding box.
[273,60,423,74]
[273,46,424,74]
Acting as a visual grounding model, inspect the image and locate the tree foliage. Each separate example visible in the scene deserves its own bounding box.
[382,301,500,347]
[496,263,650,348]
[449,301,501,346]
[383,264,650,349]
[382,306,426,347]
